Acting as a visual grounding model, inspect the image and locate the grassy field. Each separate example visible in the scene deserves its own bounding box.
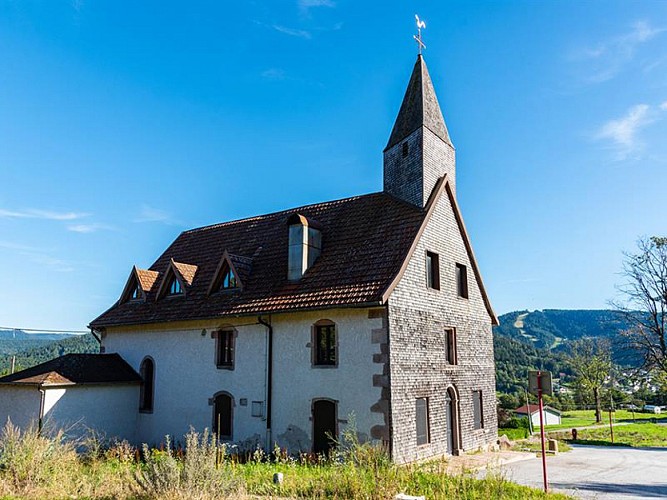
[0,423,572,500]
[549,422,667,448]
[542,409,663,431]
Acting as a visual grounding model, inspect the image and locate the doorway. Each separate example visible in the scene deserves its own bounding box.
[312,399,337,454]
[445,387,460,454]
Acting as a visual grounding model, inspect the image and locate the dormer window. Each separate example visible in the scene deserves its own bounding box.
[119,266,158,304]
[169,278,183,295]
[221,264,237,289]
[208,251,249,295]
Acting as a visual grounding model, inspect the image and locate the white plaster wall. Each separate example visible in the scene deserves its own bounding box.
[103,308,384,452]
[271,308,385,452]
[0,385,40,430]
[43,385,139,442]
[104,318,268,447]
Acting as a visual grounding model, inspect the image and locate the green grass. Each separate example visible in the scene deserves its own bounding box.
[541,409,664,431]
[0,422,573,500]
[498,428,530,440]
[549,422,667,448]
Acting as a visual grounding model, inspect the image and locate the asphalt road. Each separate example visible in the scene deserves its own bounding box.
[488,445,667,499]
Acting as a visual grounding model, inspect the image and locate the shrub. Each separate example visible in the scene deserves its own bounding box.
[135,428,243,499]
[0,420,79,496]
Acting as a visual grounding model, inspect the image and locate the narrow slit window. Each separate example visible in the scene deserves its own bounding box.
[131,283,141,300]
[139,357,155,413]
[314,323,336,366]
[456,263,468,298]
[426,251,440,290]
[473,390,484,430]
[216,329,235,369]
[402,141,409,157]
[416,397,430,445]
[444,328,457,365]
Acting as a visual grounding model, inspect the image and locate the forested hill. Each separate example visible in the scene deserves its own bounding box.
[493,309,632,351]
[493,309,636,397]
[0,334,99,375]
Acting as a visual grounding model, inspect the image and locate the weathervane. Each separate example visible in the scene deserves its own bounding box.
[414,14,426,54]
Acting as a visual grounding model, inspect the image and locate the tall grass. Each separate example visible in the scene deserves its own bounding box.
[0,420,569,499]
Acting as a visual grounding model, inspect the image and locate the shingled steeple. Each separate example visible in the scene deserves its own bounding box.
[383,55,456,208]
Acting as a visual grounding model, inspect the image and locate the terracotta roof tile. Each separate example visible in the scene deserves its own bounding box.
[90,192,425,328]
[136,269,159,292]
[172,260,198,286]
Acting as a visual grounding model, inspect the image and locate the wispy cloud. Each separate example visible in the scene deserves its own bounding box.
[28,254,74,273]
[594,103,665,160]
[570,21,664,84]
[0,208,88,221]
[66,223,115,233]
[0,241,44,252]
[261,68,287,81]
[134,205,178,225]
[298,0,335,17]
[272,25,311,39]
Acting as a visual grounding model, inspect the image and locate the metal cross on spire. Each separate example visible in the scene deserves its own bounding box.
[414,14,426,54]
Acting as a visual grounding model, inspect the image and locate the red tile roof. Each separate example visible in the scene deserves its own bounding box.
[0,354,141,386]
[515,404,561,415]
[90,192,425,328]
[136,269,159,291]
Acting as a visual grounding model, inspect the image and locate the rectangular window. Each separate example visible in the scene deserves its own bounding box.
[456,263,468,298]
[216,330,235,369]
[444,328,457,365]
[426,251,440,290]
[314,323,337,366]
[473,390,484,430]
[415,397,430,445]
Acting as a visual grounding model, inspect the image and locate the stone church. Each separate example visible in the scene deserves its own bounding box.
[0,54,498,464]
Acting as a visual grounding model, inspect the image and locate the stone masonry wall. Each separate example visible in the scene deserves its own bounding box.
[387,185,497,464]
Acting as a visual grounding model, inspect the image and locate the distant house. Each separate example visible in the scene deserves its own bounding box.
[0,354,141,440]
[515,404,561,426]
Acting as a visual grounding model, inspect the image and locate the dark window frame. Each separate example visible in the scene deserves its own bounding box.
[139,356,155,413]
[402,141,409,158]
[445,327,457,365]
[312,320,337,368]
[426,251,440,290]
[214,328,236,370]
[416,397,430,446]
[473,390,484,430]
[456,263,469,298]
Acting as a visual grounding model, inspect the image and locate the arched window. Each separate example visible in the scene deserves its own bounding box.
[168,277,183,295]
[212,392,233,440]
[220,263,237,289]
[139,357,155,413]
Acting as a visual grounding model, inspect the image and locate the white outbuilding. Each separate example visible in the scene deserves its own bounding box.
[515,404,562,426]
[0,353,141,441]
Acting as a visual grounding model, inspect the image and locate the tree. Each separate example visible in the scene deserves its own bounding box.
[570,338,612,423]
[613,236,667,375]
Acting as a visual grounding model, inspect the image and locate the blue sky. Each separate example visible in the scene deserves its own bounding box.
[1,1,666,331]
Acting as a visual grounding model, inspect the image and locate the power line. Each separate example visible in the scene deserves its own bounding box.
[0,325,89,334]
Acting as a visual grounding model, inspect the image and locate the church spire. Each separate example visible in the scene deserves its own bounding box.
[383,54,456,208]
[385,54,451,152]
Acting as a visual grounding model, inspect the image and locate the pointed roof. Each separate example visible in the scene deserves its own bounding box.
[385,55,451,151]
